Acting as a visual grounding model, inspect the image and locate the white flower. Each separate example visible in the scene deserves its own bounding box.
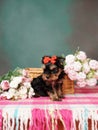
[10,76,23,88]
[0,92,11,99]
[22,77,32,82]
[77,72,86,81]
[68,70,78,80]
[8,88,16,99]
[23,82,31,88]
[73,61,82,71]
[64,49,98,88]
[14,92,27,100]
[76,80,87,88]
[76,51,87,61]
[89,60,98,70]
[1,80,10,90]
[0,67,35,100]
[1,88,16,99]
[28,87,35,98]
[20,94,27,99]
[83,62,90,74]
[22,69,29,77]
[86,78,97,87]
[9,88,16,94]
[64,64,74,74]
[19,86,27,95]
[65,54,75,64]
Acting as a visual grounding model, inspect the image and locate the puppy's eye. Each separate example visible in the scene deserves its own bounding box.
[44,70,50,74]
[52,68,58,74]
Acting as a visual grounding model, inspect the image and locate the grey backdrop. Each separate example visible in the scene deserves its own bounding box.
[0,0,98,75]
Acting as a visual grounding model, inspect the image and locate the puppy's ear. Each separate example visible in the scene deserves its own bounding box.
[41,64,46,69]
[41,56,45,64]
[56,56,65,69]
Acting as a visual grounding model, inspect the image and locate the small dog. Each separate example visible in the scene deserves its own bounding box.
[31,55,66,101]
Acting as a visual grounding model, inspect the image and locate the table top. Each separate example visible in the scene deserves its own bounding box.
[1,93,98,130]
[0,93,98,108]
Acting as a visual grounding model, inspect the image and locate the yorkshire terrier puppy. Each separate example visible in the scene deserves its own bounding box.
[31,55,66,101]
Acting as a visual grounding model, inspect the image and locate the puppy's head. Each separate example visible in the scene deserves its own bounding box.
[41,55,65,81]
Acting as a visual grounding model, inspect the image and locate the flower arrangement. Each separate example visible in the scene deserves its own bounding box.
[0,67,35,100]
[64,49,98,87]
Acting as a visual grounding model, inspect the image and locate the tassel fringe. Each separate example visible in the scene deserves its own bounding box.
[0,107,98,130]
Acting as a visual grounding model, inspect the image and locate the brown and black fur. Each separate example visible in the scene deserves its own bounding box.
[31,56,66,101]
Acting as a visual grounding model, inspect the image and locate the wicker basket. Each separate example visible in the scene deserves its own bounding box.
[62,75,74,94]
[25,68,43,78]
[25,68,74,94]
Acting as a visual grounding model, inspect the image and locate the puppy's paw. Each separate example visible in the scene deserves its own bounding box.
[55,98,62,101]
[59,95,65,99]
[52,96,62,101]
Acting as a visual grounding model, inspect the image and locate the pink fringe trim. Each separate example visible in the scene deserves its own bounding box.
[31,109,73,130]
[0,110,2,130]
[60,109,74,130]
[31,109,46,130]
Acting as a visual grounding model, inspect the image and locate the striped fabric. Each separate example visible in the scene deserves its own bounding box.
[0,110,2,130]
[0,94,98,130]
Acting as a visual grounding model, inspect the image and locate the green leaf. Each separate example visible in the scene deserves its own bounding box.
[0,67,23,83]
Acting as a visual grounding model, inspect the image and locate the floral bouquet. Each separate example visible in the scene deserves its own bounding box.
[0,67,35,100]
[64,49,98,87]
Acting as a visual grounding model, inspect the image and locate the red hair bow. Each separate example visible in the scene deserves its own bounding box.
[43,55,57,64]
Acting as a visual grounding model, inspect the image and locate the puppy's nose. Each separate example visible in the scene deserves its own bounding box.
[46,75,50,79]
